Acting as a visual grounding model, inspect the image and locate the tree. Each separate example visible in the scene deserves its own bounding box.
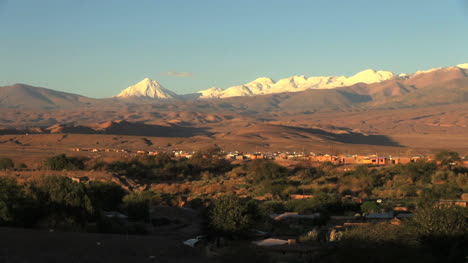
[45,154,84,171]
[189,145,231,173]
[410,205,468,261]
[122,191,152,221]
[0,177,39,227]
[411,205,467,237]
[107,160,149,178]
[360,201,380,214]
[284,192,340,214]
[293,163,324,180]
[147,152,173,168]
[86,181,126,211]
[246,160,289,196]
[0,157,14,170]
[0,177,24,224]
[32,175,94,226]
[435,151,461,167]
[209,195,259,236]
[343,222,417,245]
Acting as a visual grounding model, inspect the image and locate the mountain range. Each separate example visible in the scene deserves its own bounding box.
[2,63,466,112]
[114,63,468,100]
[1,63,468,152]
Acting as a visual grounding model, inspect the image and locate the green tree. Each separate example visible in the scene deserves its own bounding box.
[45,154,84,171]
[410,205,468,261]
[209,195,259,236]
[246,160,289,196]
[0,177,24,224]
[147,152,173,167]
[32,176,94,226]
[259,200,285,215]
[0,157,14,170]
[107,160,149,178]
[411,205,467,237]
[435,151,462,167]
[122,191,152,221]
[284,192,340,214]
[189,145,231,174]
[360,201,380,214]
[343,222,417,245]
[86,181,126,211]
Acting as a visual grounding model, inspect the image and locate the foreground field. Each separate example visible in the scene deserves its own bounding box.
[0,227,211,263]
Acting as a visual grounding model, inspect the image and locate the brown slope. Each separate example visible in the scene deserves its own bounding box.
[0,84,97,109]
[404,67,467,87]
[90,120,212,137]
[337,67,468,108]
[46,124,96,134]
[215,123,401,147]
[210,88,372,113]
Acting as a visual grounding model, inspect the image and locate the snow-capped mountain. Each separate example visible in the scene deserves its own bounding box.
[114,63,468,100]
[116,78,178,99]
[457,63,468,70]
[197,64,468,99]
[197,69,397,98]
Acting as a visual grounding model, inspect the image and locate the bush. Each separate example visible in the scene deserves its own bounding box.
[360,201,380,214]
[284,192,340,214]
[410,205,468,261]
[259,200,285,215]
[343,222,417,245]
[45,154,84,171]
[122,191,153,221]
[107,160,149,178]
[86,181,126,211]
[0,157,14,170]
[410,205,467,237]
[435,151,462,167]
[0,177,25,224]
[209,195,259,236]
[31,175,94,226]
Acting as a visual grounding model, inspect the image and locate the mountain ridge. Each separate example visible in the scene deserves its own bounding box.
[1,63,467,111]
[111,63,467,100]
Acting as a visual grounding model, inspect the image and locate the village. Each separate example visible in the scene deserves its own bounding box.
[73,147,468,168]
[1,146,466,262]
[66,146,468,262]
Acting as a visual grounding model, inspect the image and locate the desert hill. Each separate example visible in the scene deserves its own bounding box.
[0,84,98,109]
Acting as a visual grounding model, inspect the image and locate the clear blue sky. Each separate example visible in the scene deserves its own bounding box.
[1,0,468,97]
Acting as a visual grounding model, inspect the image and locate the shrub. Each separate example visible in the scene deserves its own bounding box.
[122,191,153,221]
[360,201,380,214]
[0,157,14,170]
[31,175,94,226]
[86,181,126,211]
[209,195,259,236]
[45,154,84,171]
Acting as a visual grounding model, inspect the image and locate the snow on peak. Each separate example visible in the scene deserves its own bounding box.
[198,69,396,98]
[415,67,441,75]
[197,87,224,98]
[457,63,468,69]
[251,77,274,84]
[116,78,177,99]
[346,69,395,85]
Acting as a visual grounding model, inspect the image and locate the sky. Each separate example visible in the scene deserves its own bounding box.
[1,0,468,98]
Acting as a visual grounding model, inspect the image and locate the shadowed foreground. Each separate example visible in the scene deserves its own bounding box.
[0,227,212,263]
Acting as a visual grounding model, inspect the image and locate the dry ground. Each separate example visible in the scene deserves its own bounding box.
[0,227,213,263]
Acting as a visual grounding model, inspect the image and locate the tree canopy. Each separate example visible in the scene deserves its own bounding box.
[209,195,259,236]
